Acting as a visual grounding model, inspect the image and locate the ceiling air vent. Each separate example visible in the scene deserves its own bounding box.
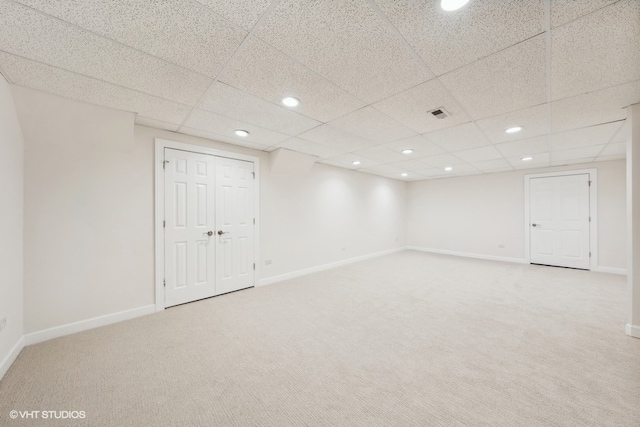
[429,107,449,119]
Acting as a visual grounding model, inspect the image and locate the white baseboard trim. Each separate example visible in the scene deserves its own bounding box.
[24,304,156,346]
[0,336,25,381]
[406,246,527,264]
[592,266,627,275]
[258,247,404,287]
[625,324,640,338]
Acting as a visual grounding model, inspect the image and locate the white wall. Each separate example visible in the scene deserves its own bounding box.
[407,160,626,270]
[0,75,24,376]
[14,87,406,333]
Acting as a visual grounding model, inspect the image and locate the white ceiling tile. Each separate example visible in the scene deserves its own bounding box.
[447,163,480,176]
[360,163,405,177]
[321,154,380,170]
[398,173,428,182]
[494,136,550,158]
[135,116,180,131]
[375,0,544,76]
[596,154,626,162]
[454,146,503,163]
[183,109,290,146]
[551,80,640,133]
[0,52,191,124]
[610,122,627,143]
[550,122,621,151]
[15,0,247,77]
[551,0,617,27]
[599,142,626,157]
[372,79,471,133]
[193,0,272,31]
[551,145,605,165]
[0,1,212,106]
[272,138,342,159]
[416,168,451,178]
[476,104,549,144]
[254,0,432,103]
[296,124,379,152]
[470,158,513,172]
[199,82,321,136]
[351,146,408,164]
[383,135,446,158]
[420,153,467,168]
[388,159,434,173]
[219,37,365,122]
[328,107,417,143]
[507,153,550,169]
[440,35,547,120]
[551,1,640,100]
[180,127,271,151]
[425,122,490,152]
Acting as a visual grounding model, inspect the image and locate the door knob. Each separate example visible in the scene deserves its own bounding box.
[217,230,229,235]
[532,223,539,227]
[204,231,213,236]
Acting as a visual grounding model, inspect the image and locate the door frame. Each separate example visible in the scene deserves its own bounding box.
[154,138,260,312]
[524,168,598,269]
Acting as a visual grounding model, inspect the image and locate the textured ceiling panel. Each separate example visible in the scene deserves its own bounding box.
[372,79,471,134]
[453,146,503,163]
[476,104,549,144]
[0,1,212,105]
[193,0,272,31]
[470,158,513,172]
[296,124,378,152]
[15,0,247,77]
[0,51,191,124]
[351,146,408,164]
[383,135,445,159]
[328,107,417,144]
[440,35,547,120]
[183,109,290,146]
[135,116,180,132]
[218,37,365,123]
[180,126,272,151]
[254,0,432,103]
[425,122,490,153]
[507,153,550,169]
[551,0,617,27]
[494,136,550,158]
[550,80,640,133]
[375,0,544,76]
[270,138,342,159]
[420,153,467,168]
[551,145,605,165]
[199,82,321,136]
[359,163,405,177]
[598,141,626,157]
[551,1,640,101]
[550,122,621,152]
[388,159,434,173]
[320,153,380,170]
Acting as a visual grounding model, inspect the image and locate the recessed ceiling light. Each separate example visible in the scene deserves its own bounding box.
[352,160,361,166]
[401,173,408,177]
[402,149,414,154]
[234,129,249,137]
[521,156,533,161]
[444,166,453,171]
[440,0,470,12]
[281,97,300,107]
[506,126,523,134]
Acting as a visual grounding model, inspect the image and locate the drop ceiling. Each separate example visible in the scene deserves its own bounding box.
[0,0,637,181]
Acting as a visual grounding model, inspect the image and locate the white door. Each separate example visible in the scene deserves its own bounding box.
[215,157,255,295]
[164,149,217,307]
[529,174,590,269]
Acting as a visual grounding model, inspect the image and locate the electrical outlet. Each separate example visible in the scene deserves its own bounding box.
[0,316,6,332]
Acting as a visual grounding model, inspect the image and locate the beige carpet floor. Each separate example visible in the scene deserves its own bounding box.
[1,250,639,426]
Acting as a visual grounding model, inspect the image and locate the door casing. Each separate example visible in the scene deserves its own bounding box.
[524,168,597,269]
[154,138,260,312]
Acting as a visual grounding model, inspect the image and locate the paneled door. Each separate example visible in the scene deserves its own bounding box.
[163,149,256,307]
[215,157,255,295]
[529,174,590,269]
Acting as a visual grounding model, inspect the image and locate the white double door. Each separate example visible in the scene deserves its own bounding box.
[529,173,590,269]
[164,148,255,307]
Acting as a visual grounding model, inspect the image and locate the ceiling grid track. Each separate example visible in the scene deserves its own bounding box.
[365,0,508,171]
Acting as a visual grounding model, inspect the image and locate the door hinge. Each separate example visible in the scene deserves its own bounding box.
[588,180,591,187]
[589,216,591,222]
[163,220,166,228]
[253,218,255,225]
[163,160,169,169]
[253,263,255,270]
[163,279,166,287]
[589,252,591,258]
[252,172,255,179]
